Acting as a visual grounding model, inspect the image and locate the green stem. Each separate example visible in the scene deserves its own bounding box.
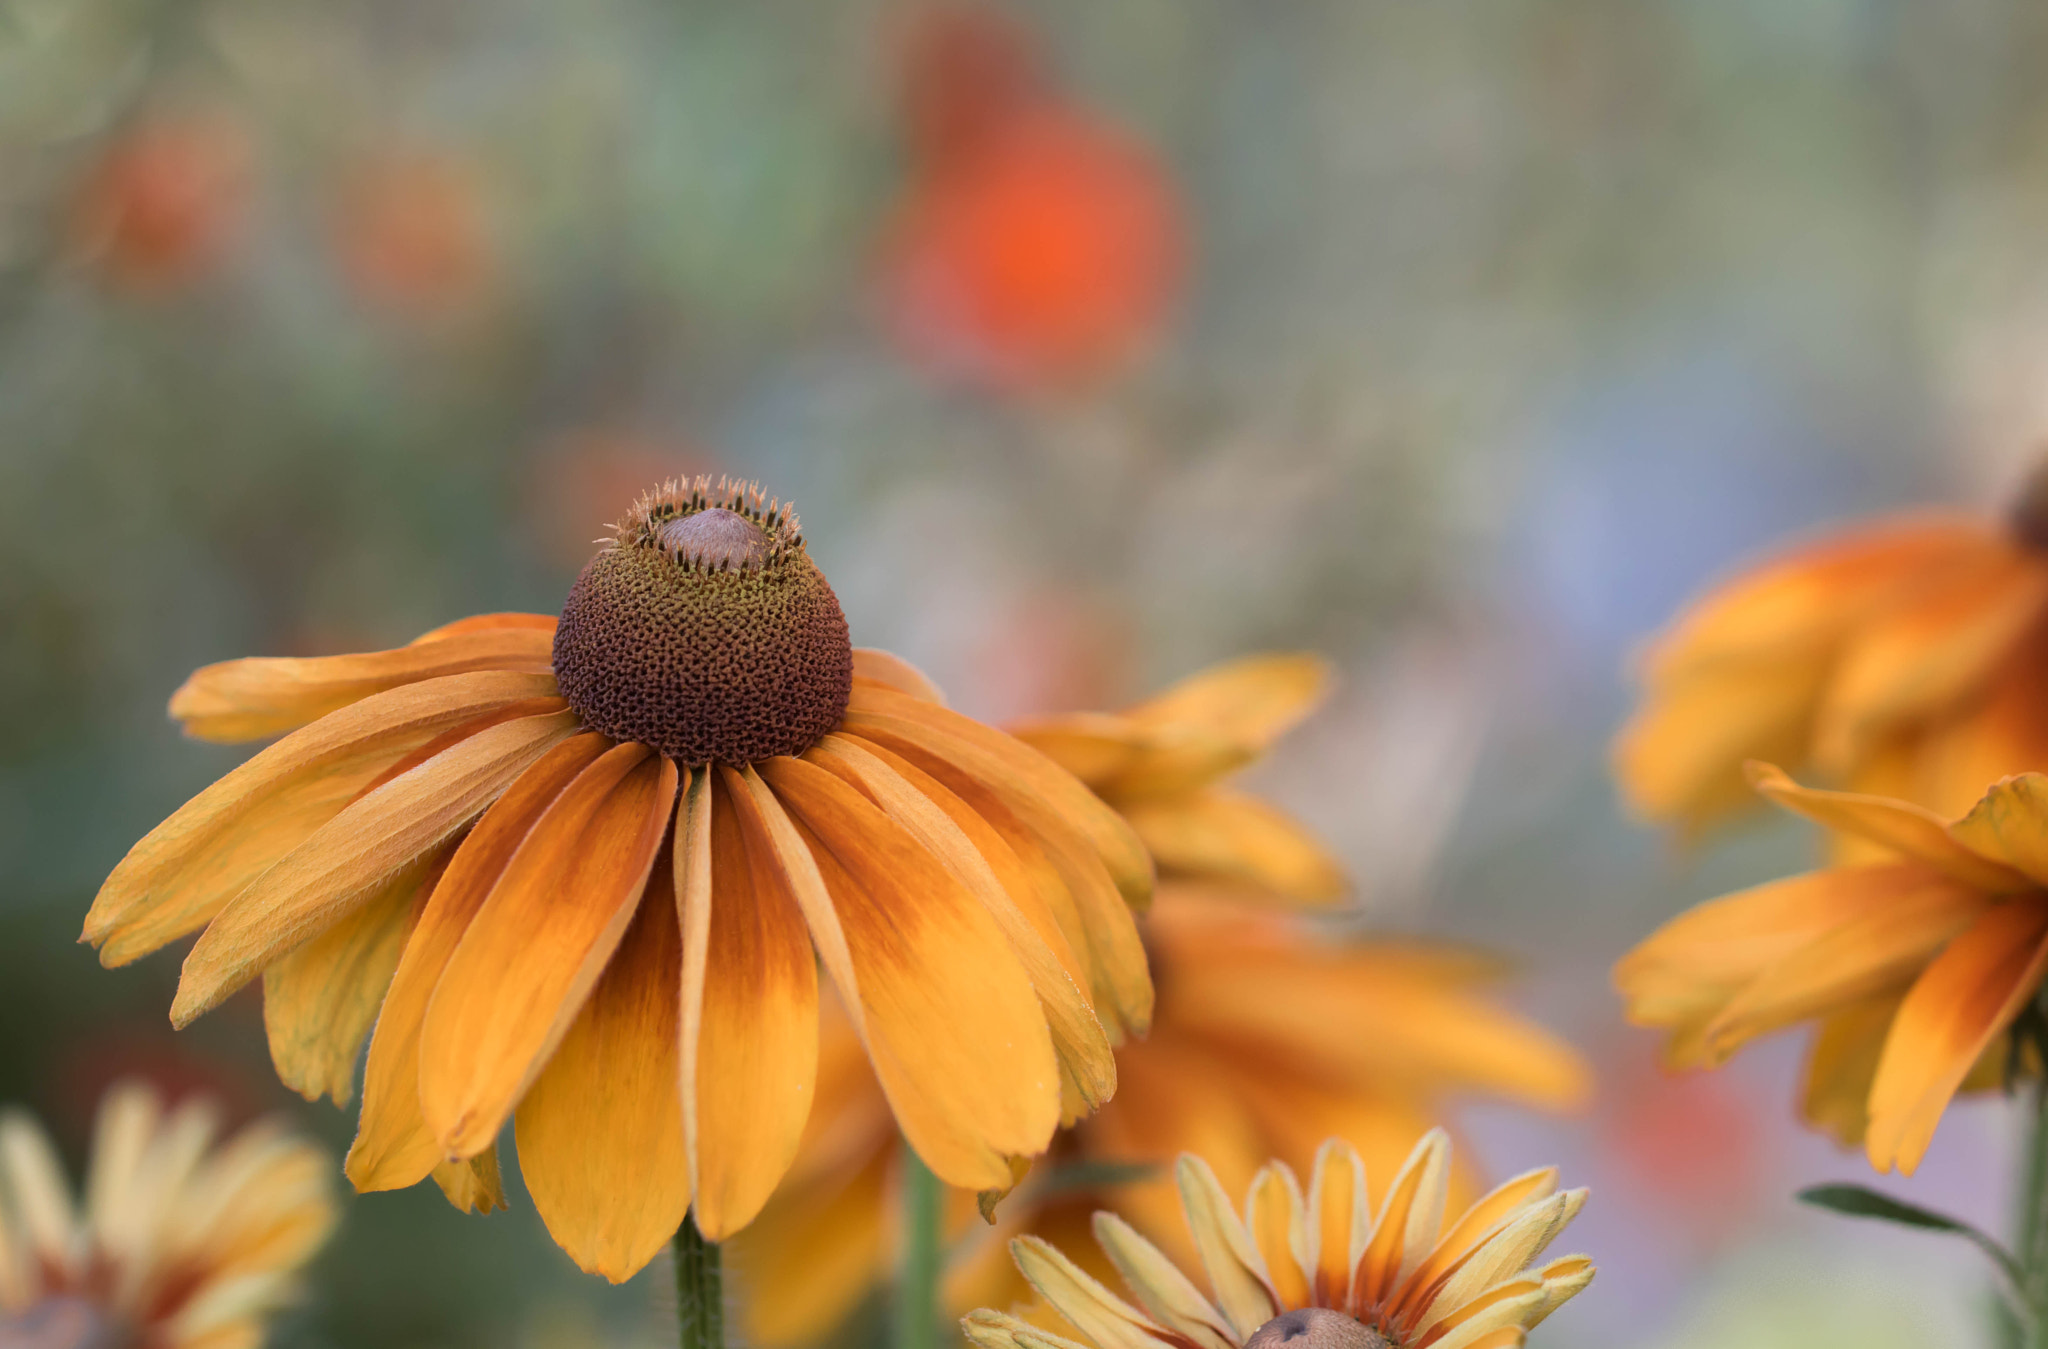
[2016,1044,2048,1346]
[896,1144,944,1349]
[674,1213,725,1349]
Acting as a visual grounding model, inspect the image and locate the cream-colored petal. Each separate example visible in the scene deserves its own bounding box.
[1091,1213,1237,1349]
[0,1111,75,1272]
[1174,1153,1278,1337]
[1010,1235,1186,1349]
[961,1309,1102,1349]
[1414,1192,1584,1334]
[1526,1255,1593,1328]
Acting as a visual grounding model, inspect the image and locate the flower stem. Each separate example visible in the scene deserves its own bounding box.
[2016,1043,2048,1346]
[896,1144,943,1349]
[674,1213,724,1349]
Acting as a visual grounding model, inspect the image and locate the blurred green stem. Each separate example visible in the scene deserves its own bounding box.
[897,1144,943,1349]
[2016,1032,2048,1347]
[674,1214,724,1349]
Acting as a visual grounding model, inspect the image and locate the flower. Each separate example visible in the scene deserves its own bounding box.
[961,1131,1592,1349]
[0,1080,337,1348]
[1011,654,1347,904]
[1614,474,2048,837]
[1614,761,2048,1174]
[729,656,1588,1346]
[84,476,1153,1279]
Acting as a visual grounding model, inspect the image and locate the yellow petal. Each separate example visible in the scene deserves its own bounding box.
[1123,653,1333,749]
[1416,1279,1546,1349]
[171,627,557,743]
[1308,1137,1368,1308]
[1009,1234,1180,1349]
[419,745,676,1159]
[1798,995,1897,1148]
[346,733,609,1193]
[431,1149,506,1214]
[1353,1130,1450,1311]
[845,684,1153,909]
[852,648,946,704]
[757,755,1060,1190]
[1526,1254,1594,1328]
[730,1145,894,1348]
[1174,1153,1279,1338]
[262,849,438,1105]
[1090,1213,1236,1349]
[1392,1168,1560,1331]
[682,768,820,1239]
[1747,763,2027,892]
[1613,660,1829,832]
[808,735,1114,1122]
[1866,898,2048,1174]
[961,1309,1100,1349]
[1122,789,1348,903]
[1415,1192,1581,1337]
[1949,775,2048,888]
[170,706,581,1025]
[1009,714,1254,801]
[516,862,691,1282]
[85,672,558,966]
[409,613,557,644]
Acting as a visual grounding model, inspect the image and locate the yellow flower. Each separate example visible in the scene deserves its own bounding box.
[961,1131,1591,1349]
[0,1081,337,1349]
[84,477,1152,1279]
[1615,761,2048,1174]
[1012,654,1346,903]
[1614,494,2048,837]
[729,656,1588,1347]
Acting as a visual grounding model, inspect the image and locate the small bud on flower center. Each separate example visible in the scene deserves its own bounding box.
[552,476,853,764]
[1243,1310,1391,1349]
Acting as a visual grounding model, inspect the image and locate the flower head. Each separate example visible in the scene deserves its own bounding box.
[0,1081,337,1348]
[961,1132,1591,1349]
[1615,475,2048,836]
[85,475,1153,1279]
[1616,761,2048,1174]
[1011,654,1346,904]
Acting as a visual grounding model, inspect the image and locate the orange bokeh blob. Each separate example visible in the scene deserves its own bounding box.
[70,113,250,294]
[334,149,496,319]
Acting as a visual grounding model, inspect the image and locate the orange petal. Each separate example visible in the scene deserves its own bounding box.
[682,769,820,1239]
[1010,715,1253,801]
[852,648,946,703]
[1747,763,2027,892]
[1798,995,1898,1149]
[419,744,676,1159]
[1122,653,1332,749]
[1245,1162,1311,1309]
[1866,898,2048,1174]
[1949,775,2048,888]
[1612,660,1828,833]
[262,848,439,1105]
[1392,1168,1561,1332]
[806,735,1114,1122]
[516,858,691,1282]
[728,1145,894,1348]
[85,670,557,967]
[1352,1131,1450,1312]
[171,627,557,743]
[845,683,1153,908]
[431,1148,506,1214]
[172,706,582,1025]
[756,754,1060,1191]
[1307,1138,1368,1307]
[410,613,558,644]
[346,732,610,1193]
[1815,543,2048,772]
[1121,789,1348,903]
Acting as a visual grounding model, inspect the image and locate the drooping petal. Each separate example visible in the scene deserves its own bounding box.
[1613,660,1830,832]
[1174,1153,1279,1336]
[1009,1235,1187,1349]
[262,849,440,1105]
[171,706,582,1025]
[171,627,557,743]
[430,1151,505,1214]
[85,672,558,966]
[1124,653,1333,749]
[845,683,1153,907]
[807,735,1114,1120]
[1307,1138,1368,1308]
[682,769,820,1239]
[516,859,691,1282]
[852,648,946,703]
[1866,898,2048,1174]
[755,755,1059,1190]
[1747,763,2028,892]
[1798,995,1898,1147]
[419,745,676,1160]
[346,733,609,1193]
[1949,775,2048,889]
[1125,788,1348,903]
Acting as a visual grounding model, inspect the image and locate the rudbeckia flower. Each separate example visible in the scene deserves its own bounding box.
[1011,655,1346,904]
[961,1131,1592,1349]
[0,1081,337,1349]
[1616,761,2048,1174]
[1615,479,2048,836]
[85,477,1152,1278]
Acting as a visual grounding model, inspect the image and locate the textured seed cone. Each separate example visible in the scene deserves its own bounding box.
[552,477,853,764]
[1243,1310,1391,1349]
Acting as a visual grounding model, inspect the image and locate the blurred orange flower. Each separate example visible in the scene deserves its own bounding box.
[334,149,496,318]
[0,1081,336,1348]
[1615,479,2048,837]
[70,114,249,293]
[1616,761,2048,1175]
[880,6,1185,390]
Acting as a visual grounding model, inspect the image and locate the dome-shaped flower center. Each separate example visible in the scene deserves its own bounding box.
[5,1295,134,1349]
[1243,1309,1391,1349]
[552,477,853,764]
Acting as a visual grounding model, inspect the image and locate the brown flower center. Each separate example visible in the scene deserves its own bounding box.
[552,477,853,764]
[1243,1310,1391,1349]
[2010,454,2048,552]
[0,1297,137,1349]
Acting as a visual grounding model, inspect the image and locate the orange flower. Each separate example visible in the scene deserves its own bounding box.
[1614,481,2048,836]
[1616,761,2048,1174]
[71,114,249,293]
[85,476,1152,1280]
[0,1081,336,1348]
[729,657,1588,1346]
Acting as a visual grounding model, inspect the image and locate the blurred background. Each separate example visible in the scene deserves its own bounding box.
[4,0,2048,1345]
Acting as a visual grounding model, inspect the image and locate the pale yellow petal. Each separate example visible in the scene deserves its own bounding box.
[1174,1153,1278,1338]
